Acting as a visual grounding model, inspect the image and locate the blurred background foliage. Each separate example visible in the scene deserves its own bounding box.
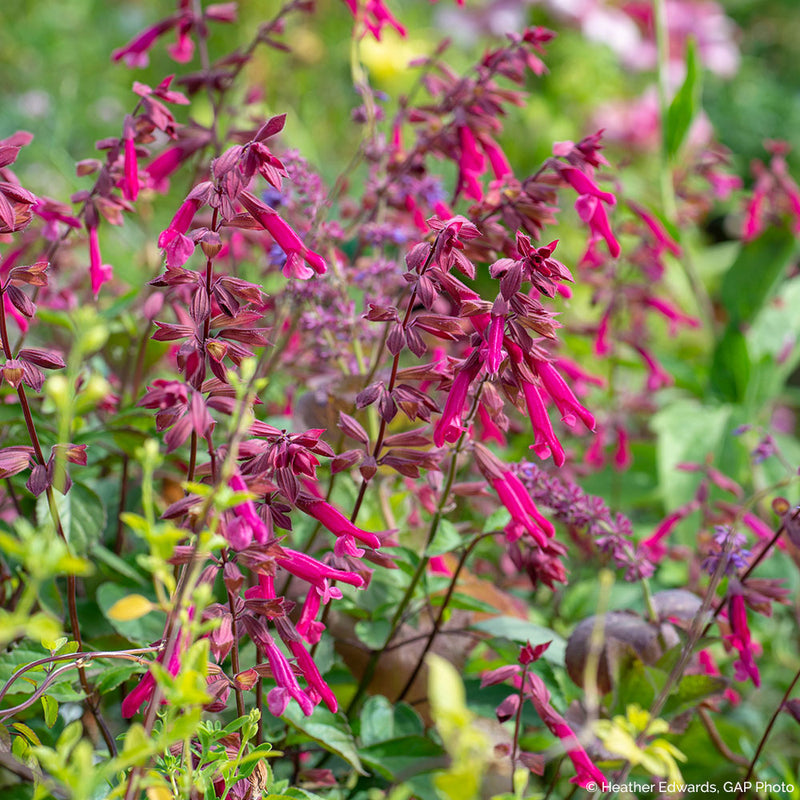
[2,0,799,190]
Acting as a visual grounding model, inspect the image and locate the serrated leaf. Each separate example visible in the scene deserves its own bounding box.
[282,705,365,774]
[666,38,702,158]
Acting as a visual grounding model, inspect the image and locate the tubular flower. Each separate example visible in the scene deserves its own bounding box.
[456,125,487,201]
[276,548,365,591]
[521,672,606,788]
[158,195,204,268]
[491,470,554,547]
[294,495,381,550]
[121,615,193,718]
[725,592,761,688]
[261,633,315,716]
[227,472,270,549]
[239,190,326,279]
[433,354,482,447]
[520,378,566,467]
[122,116,139,202]
[87,223,112,297]
[532,359,595,431]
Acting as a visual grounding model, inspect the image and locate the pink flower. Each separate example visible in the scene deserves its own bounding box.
[559,165,616,206]
[227,473,270,548]
[281,631,338,712]
[613,425,632,470]
[239,191,326,279]
[294,495,381,550]
[533,359,595,431]
[262,633,315,716]
[146,147,185,192]
[484,313,505,375]
[122,121,139,202]
[479,135,512,180]
[520,378,566,467]
[433,355,482,447]
[522,672,606,788]
[87,223,112,297]
[629,202,680,256]
[726,593,761,688]
[296,588,325,644]
[167,20,195,63]
[491,470,554,546]
[698,648,740,705]
[575,195,620,258]
[634,345,673,391]
[112,18,176,68]
[456,125,487,201]
[640,505,696,563]
[277,548,366,592]
[158,196,203,267]
[644,297,700,335]
[341,0,407,40]
[122,618,190,717]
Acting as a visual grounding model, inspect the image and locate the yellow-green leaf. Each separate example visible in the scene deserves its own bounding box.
[108,594,154,621]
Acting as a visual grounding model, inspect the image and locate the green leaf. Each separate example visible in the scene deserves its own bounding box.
[360,695,395,746]
[482,507,511,534]
[709,323,751,403]
[469,616,566,664]
[89,543,147,585]
[96,582,166,644]
[662,674,727,716]
[651,400,732,508]
[430,592,498,615]
[666,38,702,158]
[36,483,106,553]
[41,695,58,728]
[354,619,391,650]
[426,519,462,557]
[719,227,797,326]
[91,660,144,694]
[282,705,365,774]
[359,735,446,780]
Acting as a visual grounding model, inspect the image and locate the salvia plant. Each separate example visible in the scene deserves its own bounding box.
[0,0,799,799]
